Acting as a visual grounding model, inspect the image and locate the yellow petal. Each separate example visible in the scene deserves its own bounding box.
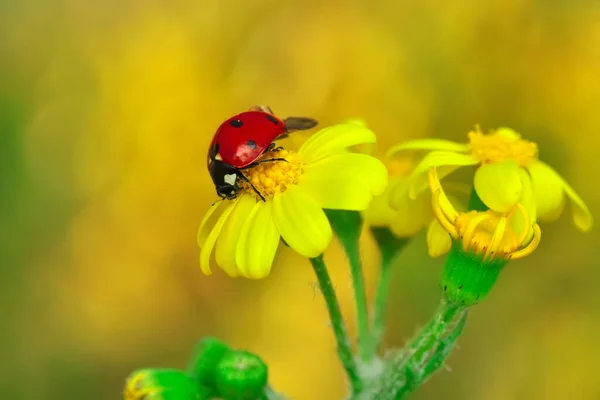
[215,196,256,277]
[387,183,431,237]
[298,123,376,164]
[362,176,404,226]
[557,172,593,231]
[426,219,452,258]
[199,202,236,275]
[386,139,469,157]
[527,161,566,222]
[511,169,536,241]
[300,153,388,210]
[236,201,280,279]
[493,127,522,140]
[407,151,479,198]
[474,160,522,213]
[272,185,332,258]
[197,200,224,247]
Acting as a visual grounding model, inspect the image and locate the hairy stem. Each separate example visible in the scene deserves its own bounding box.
[309,255,362,394]
[369,253,396,356]
[345,242,372,362]
[369,228,410,358]
[374,299,467,399]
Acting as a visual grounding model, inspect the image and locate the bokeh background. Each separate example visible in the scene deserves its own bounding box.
[2,0,600,399]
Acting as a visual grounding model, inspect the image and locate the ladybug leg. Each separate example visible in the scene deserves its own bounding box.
[249,105,275,115]
[240,158,288,170]
[266,142,284,153]
[236,172,266,202]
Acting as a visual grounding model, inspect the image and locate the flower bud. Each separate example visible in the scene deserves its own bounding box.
[215,350,268,400]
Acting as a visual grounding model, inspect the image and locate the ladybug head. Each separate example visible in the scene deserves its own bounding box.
[209,159,241,200]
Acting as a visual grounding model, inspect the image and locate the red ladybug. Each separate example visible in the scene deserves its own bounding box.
[208,105,318,201]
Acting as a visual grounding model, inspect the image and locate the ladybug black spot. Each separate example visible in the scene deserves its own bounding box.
[230,119,243,128]
[265,114,279,125]
[247,140,257,149]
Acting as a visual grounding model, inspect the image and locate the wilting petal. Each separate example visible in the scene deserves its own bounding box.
[298,123,376,164]
[300,153,388,210]
[407,151,478,198]
[215,196,256,277]
[236,201,280,279]
[426,219,452,258]
[527,161,566,222]
[474,160,522,213]
[199,202,236,275]
[386,139,470,156]
[272,185,332,258]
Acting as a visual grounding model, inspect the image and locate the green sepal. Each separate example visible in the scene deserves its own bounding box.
[441,242,508,307]
[324,209,363,247]
[215,350,268,400]
[370,226,410,263]
[186,336,232,387]
[124,368,198,400]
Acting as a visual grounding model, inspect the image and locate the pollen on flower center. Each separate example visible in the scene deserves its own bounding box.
[468,127,538,167]
[240,149,303,200]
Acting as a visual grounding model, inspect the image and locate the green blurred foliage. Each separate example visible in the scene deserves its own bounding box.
[1,0,599,399]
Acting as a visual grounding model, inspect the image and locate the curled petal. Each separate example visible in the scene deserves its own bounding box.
[426,219,452,258]
[407,151,478,198]
[300,153,388,210]
[527,161,566,222]
[561,176,594,232]
[215,196,256,277]
[386,139,469,157]
[199,203,236,275]
[474,160,523,213]
[298,123,376,164]
[236,202,280,279]
[272,185,332,258]
[197,201,224,247]
[511,169,536,242]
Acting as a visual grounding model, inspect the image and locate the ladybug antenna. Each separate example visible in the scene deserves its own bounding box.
[237,172,266,202]
[283,117,318,132]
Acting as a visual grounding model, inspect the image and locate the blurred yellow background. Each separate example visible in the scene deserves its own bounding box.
[1,0,600,399]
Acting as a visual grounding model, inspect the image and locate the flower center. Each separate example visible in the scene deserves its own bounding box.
[467,127,538,167]
[240,149,303,200]
[428,166,541,261]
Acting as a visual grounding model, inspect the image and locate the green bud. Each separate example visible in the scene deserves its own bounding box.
[187,336,232,386]
[441,242,507,307]
[215,350,268,400]
[123,368,197,400]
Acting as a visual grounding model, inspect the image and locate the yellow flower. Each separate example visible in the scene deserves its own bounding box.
[198,122,388,279]
[429,167,542,261]
[387,126,593,232]
[362,157,466,258]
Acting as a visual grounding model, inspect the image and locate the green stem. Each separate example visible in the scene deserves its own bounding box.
[369,228,410,358]
[345,242,372,362]
[373,299,466,399]
[369,252,396,357]
[309,255,362,394]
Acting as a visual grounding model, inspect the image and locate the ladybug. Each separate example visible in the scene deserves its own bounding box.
[208,105,318,201]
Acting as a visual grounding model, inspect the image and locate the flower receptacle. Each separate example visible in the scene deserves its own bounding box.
[441,243,508,307]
